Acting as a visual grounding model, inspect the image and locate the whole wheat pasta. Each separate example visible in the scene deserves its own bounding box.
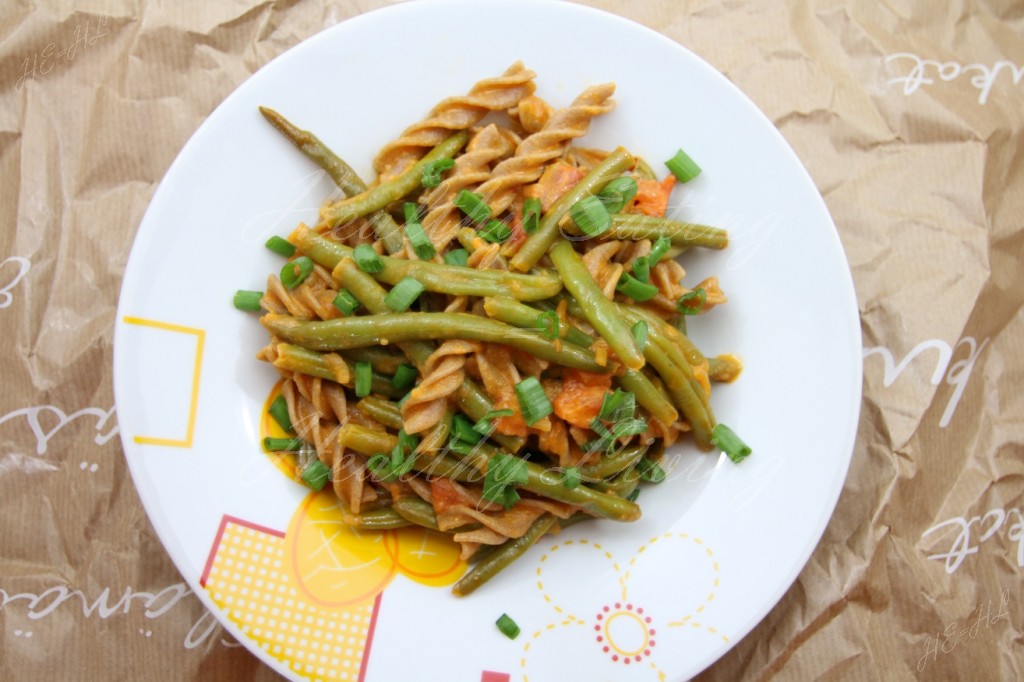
[261,263,339,320]
[400,339,482,434]
[471,83,615,217]
[419,124,514,249]
[508,94,553,134]
[373,62,536,179]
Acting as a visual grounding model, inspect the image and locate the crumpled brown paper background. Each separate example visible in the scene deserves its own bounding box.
[1,1,1020,680]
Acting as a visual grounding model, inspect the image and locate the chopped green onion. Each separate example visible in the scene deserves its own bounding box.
[332,289,361,316]
[354,362,372,397]
[616,273,659,302]
[233,290,263,312]
[391,363,417,390]
[632,256,651,283]
[665,148,702,183]
[597,176,638,214]
[496,613,520,640]
[264,235,296,257]
[648,236,671,264]
[598,389,628,421]
[301,458,331,491]
[396,428,419,456]
[536,310,560,340]
[676,287,706,315]
[263,436,303,452]
[421,158,454,188]
[451,414,482,444]
[626,488,641,502]
[483,453,529,508]
[367,452,398,482]
[562,466,581,489]
[454,189,491,224]
[280,256,314,289]
[448,438,478,456]
[612,418,648,439]
[269,395,293,432]
[711,423,752,463]
[637,457,666,483]
[514,377,552,425]
[631,320,648,351]
[478,219,512,243]
[444,248,469,267]
[353,244,384,273]
[588,418,616,452]
[473,409,515,435]
[404,212,436,260]
[384,276,425,312]
[569,195,611,236]
[522,197,542,235]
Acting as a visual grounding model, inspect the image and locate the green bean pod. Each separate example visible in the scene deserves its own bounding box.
[340,346,408,376]
[549,240,645,371]
[261,312,606,372]
[356,397,403,430]
[292,226,562,302]
[321,132,469,227]
[509,147,635,271]
[342,507,413,530]
[607,214,728,249]
[259,106,405,253]
[271,343,402,398]
[578,444,649,481]
[338,424,483,484]
[391,497,440,531]
[452,514,556,597]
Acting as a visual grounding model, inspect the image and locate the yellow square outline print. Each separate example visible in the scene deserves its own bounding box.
[122,316,205,448]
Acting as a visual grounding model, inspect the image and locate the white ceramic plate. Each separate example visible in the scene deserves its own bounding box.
[114,1,862,680]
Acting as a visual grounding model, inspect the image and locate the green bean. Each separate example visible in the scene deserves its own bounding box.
[590,466,640,498]
[453,513,556,596]
[258,106,405,253]
[339,424,482,483]
[292,225,562,302]
[708,354,743,383]
[322,132,469,227]
[272,343,403,398]
[260,106,366,198]
[606,214,728,249]
[449,439,641,522]
[340,346,407,376]
[622,304,706,366]
[391,497,439,531]
[261,312,606,372]
[334,258,523,452]
[343,507,413,530]
[483,297,677,425]
[509,147,635,271]
[634,157,658,180]
[549,240,645,371]
[578,443,648,481]
[356,397,403,430]
[482,296,593,348]
[561,298,714,447]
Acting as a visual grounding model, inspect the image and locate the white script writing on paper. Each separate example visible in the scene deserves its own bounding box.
[16,14,109,93]
[0,582,237,649]
[885,53,1024,105]
[921,507,1023,574]
[917,588,1010,672]
[0,405,118,455]
[863,336,988,428]
[0,256,30,309]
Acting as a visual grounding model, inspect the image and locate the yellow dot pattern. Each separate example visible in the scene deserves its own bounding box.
[204,521,377,681]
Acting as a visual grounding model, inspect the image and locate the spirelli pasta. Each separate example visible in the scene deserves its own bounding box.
[236,62,750,596]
